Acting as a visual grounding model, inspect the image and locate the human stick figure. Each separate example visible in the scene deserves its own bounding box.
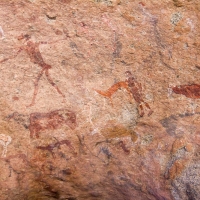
[0,34,66,106]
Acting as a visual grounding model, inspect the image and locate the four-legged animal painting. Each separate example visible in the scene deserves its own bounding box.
[29,109,77,138]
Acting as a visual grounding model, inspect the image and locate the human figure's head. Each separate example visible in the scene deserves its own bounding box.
[125,71,133,78]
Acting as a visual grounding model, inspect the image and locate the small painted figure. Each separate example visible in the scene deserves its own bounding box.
[172,84,200,99]
[118,140,130,154]
[37,139,77,158]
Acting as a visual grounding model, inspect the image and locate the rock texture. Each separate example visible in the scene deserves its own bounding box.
[0,0,200,199]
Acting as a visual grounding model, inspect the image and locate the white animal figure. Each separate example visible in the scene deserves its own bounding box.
[0,134,12,157]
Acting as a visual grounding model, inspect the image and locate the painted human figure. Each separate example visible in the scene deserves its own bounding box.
[125,71,153,116]
[18,34,65,106]
[94,71,153,117]
[1,34,65,106]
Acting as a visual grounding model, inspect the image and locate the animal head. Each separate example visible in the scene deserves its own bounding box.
[171,86,182,94]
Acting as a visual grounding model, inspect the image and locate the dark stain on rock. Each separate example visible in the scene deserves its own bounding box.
[113,41,122,58]
[186,183,197,200]
[160,115,178,136]
[171,162,200,200]
[46,14,57,20]
[7,112,30,129]
[195,65,200,70]
[62,168,72,175]
[161,112,200,136]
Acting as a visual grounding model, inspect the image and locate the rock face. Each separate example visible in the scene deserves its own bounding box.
[0,0,200,199]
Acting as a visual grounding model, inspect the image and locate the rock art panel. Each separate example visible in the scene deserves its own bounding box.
[0,0,200,199]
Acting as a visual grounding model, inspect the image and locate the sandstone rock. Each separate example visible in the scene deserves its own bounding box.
[0,0,200,199]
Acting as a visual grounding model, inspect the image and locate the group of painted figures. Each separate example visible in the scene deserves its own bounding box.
[0,34,200,158]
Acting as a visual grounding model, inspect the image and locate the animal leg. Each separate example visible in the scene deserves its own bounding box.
[29,126,37,138]
[144,102,153,116]
[28,68,45,107]
[139,104,144,117]
[45,69,65,98]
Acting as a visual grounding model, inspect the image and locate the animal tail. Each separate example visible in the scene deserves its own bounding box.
[93,89,112,99]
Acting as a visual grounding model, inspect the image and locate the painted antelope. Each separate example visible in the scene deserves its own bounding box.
[8,109,77,138]
[29,109,77,138]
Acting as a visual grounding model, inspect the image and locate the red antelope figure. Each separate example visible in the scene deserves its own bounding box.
[172,84,200,99]
[29,109,77,138]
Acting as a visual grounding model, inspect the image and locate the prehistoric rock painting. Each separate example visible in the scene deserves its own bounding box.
[172,84,200,99]
[0,134,12,157]
[36,139,77,158]
[118,141,130,154]
[0,34,65,106]
[94,71,153,116]
[29,109,77,138]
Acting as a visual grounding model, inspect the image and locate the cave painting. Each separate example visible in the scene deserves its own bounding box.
[0,134,12,157]
[172,84,200,99]
[29,109,77,138]
[94,71,153,117]
[0,34,65,106]
[36,139,77,158]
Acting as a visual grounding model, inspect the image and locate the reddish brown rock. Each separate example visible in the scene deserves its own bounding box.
[0,0,200,199]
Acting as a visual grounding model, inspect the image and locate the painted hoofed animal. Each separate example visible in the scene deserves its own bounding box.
[29,109,77,138]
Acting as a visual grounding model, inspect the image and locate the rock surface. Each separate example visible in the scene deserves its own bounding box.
[0,0,200,199]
